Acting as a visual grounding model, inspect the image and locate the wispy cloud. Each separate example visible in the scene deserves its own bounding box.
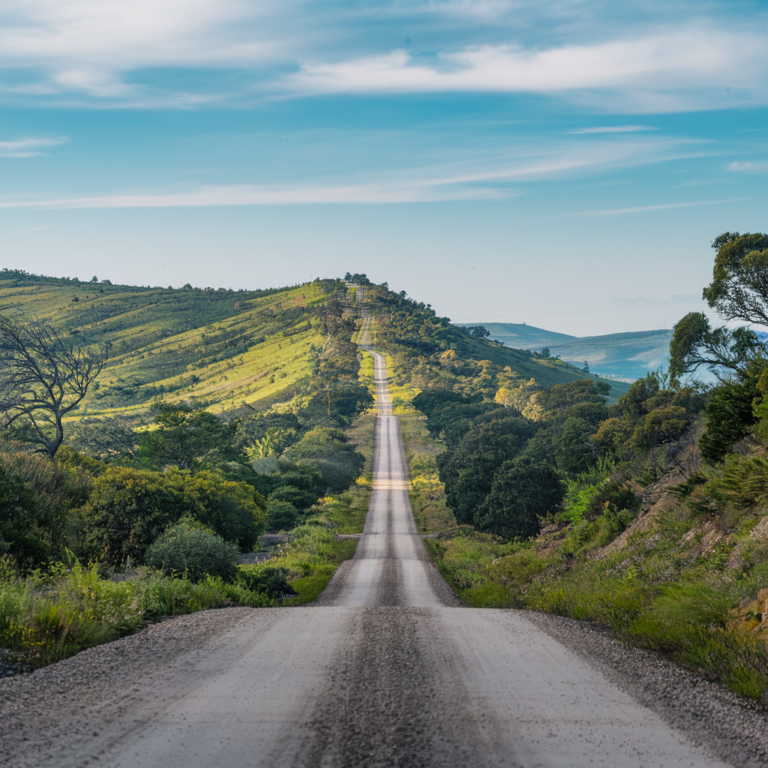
[0,182,500,209]
[728,160,768,172]
[577,198,745,217]
[285,24,768,111]
[568,126,656,134]
[0,133,711,208]
[0,3,765,112]
[0,136,67,158]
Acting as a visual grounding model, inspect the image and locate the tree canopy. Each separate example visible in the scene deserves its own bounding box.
[0,313,107,458]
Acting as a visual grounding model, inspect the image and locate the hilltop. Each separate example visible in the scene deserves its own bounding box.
[457,321,673,381]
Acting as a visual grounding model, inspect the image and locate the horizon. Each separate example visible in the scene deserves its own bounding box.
[1,1,766,336]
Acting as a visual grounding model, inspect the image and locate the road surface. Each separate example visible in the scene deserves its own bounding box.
[0,324,741,767]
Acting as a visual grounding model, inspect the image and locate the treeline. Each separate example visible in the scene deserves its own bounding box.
[414,374,704,539]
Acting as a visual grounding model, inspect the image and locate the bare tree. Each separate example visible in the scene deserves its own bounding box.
[0,313,108,458]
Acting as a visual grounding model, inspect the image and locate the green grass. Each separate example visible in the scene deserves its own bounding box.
[0,558,276,669]
[0,271,336,423]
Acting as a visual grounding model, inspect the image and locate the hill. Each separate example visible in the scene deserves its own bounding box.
[0,269,333,422]
[367,289,630,401]
[457,322,673,382]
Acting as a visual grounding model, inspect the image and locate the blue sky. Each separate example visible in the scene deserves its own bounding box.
[1,0,767,336]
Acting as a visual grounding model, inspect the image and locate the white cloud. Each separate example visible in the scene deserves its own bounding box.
[286,24,768,110]
[728,160,768,172]
[0,0,286,98]
[576,198,745,217]
[0,182,498,209]
[568,125,656,134]
[0,3,764,112]
[0,134,708,207]
[0,136,67,158]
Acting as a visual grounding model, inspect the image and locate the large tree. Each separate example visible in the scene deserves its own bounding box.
[669,233,768,382]
[0,313,107,458]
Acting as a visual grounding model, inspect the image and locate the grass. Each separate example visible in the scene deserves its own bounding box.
[0,557,276,669]
[423,505,768,702]
[0,271,336,424]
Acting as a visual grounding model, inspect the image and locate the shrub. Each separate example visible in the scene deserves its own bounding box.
[145,521,239,582]
[284,427,365,493]
[267,499,299,531]
[268,484,318,512]
[236,566,296,601]
[82,467,266,567]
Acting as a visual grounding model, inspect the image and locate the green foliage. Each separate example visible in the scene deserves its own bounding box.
[145,520,239,582]
[267,499,299,531]
[475,460,564,539]
[82,467,266,566]
[284,426,365,493]
[269,484,318,511]
[0,463,44,565]
[236,566,296,601]
[669,312,761,382]
[703,231,768,325]
[0,559,277,668]
[138,401,242,470]
[0,451,92,568]
[699,370,761,464]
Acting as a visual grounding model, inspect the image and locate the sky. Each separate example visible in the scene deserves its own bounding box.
[0,0,767,337]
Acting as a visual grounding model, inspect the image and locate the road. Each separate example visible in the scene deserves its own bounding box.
[0,324,739,767]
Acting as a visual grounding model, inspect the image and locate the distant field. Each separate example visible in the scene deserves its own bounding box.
[457,322,673,382]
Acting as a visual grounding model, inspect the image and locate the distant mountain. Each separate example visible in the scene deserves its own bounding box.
[466,322,576,348]
[457,323,673,382]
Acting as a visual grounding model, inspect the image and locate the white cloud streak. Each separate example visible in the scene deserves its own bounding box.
[568,125,656,134]
[0,136,67,157]
[0,134,709,208]
[0,4,764,111]
[728,160,768,172]
[576,198,745,217]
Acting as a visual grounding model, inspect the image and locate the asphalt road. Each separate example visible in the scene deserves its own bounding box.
[0,329,747,767]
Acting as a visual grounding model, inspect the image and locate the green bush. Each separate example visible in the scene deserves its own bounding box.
[266,499,299,531]
[236,566,296,601]
[145,521,239,582]
[82,467,266,567]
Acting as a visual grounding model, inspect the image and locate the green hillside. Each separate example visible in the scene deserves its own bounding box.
[458,322,673,382]
[367,287,630,401]
[0,270,334,423]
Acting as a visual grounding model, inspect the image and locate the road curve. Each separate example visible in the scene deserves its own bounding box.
[0,329,738,767]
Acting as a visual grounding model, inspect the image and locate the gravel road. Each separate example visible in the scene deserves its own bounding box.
[2,343,767,767]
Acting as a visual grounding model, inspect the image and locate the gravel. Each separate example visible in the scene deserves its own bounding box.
[0,607,254,767]
[524,610,768,768]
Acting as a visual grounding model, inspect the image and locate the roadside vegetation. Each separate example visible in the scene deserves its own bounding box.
[0,278,374,669]
[373,233,768,703]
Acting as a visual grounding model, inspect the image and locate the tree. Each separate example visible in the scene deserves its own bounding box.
[82,466,266,566]
[474,460,564,539]
[0,313,107,458]
[138,402,241,470]
[284,426,365,493]
[669,233,768,382]
[669,312,760,382]
[703,232,768,325]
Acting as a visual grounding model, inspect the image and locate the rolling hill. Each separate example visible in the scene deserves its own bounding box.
[457,322,673,382]
[0,270,631,446]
